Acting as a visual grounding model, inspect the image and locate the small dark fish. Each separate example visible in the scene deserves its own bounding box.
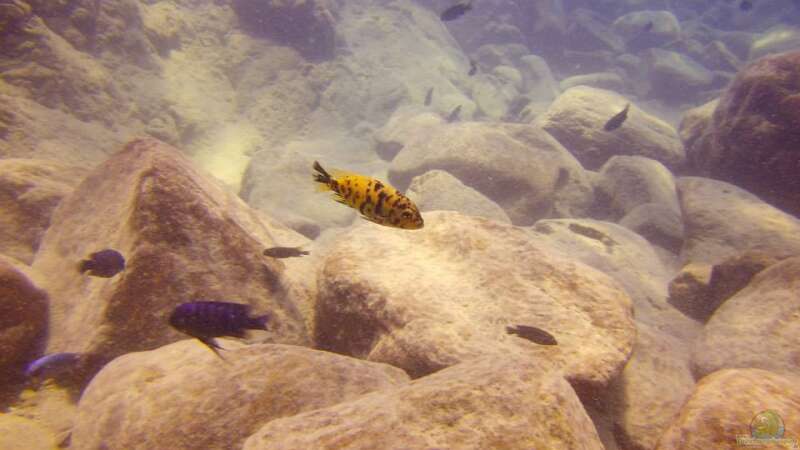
[424,87,434,106]
[468,59,478,76]
[506,325,558,345]
[446,105,462,123]
[79,249,125,278]
[603,103,630,131]
[440,1,473,21]
[263,246,309,258]
[739,0,753,11]
[25,353,81,377]
[643,21,654,32]
[169,301,269,356]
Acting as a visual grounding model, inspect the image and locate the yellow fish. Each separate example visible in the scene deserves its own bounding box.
[313,161,424,229]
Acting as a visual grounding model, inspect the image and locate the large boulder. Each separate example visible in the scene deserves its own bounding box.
[31,138,312,370]
[748,26,800,61]
[695,51,800,217]
[71,342,409,450]
[373,107,444,161]
[0,414,57,450]
[244,356,605,450]
[676,177,800,266]
[594,155,680,220]
[691,256,800,379]
[656,369,800,450]
[406,170,511,224]
[316,211,636,396]
[389,122,594,225]
[535,86,685,170]
[0,259,47,395]
[612,10,681,51]
[642,49,715,102]
[678,99,717,171]
[0,159,86,264]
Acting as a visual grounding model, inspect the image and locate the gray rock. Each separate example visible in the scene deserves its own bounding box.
[518,54,560,102]
[567,9,625,53]
[373,107,444,161]
[559,72,625,92]
[643,49,715,101]
[596,155,681,220]
[748,25,800,61]
[619,202,684,254]
[406,170,511,224]
[612,10,681,51]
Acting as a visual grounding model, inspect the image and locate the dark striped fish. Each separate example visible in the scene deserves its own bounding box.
[603,103,630,131]
[440,1,473,21]
[263,246,309,258]
[424,87,434,106]
[313,161,424,229]
[169,301,269,355]
[25,352,81,378]
[79,249,125,278]
[468,59,478,76]
[446,105,462,122]
[506,325,558,345]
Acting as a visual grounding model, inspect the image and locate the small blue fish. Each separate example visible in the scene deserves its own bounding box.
[25,353,81,377]
[79,249,125,278]
[169,301,269,356]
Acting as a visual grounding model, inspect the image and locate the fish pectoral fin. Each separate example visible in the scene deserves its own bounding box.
[197,337,230,362]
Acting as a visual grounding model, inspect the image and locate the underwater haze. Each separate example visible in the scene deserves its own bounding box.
[1,0,800,449]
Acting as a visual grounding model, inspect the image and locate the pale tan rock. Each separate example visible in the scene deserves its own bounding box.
[0,259,47,392]
[374,107,444,161]
[609,323,694,450]
[406,170,511,224]
[656,369,800,450]
[596,155,681,219]
[6,382,77,447]
[677,177,800,266]
[535,86,685,170]
[667,263,713,321]
[692,256,800,379]
[31,138,312,368]
[389,123,594,225]
[244,356,604,450]
[316,211,636,395]
[0,159,86,264]
[71,341,409,450]
[0,414,57,450]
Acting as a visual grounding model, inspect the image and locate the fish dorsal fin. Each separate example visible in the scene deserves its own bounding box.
[328,167,362,179]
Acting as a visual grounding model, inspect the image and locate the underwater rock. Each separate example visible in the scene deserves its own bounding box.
[231,0,337,61]
[243,355,605,450]
[699,50,800,217]
[316,211,635,396]
[536,86,685,170]
[566,9,625,54]
[0,414,57,450]
[676,177,800,266]
[748,25,800,61]
[530,218,699,343]
[389,122,593,225]
[406,170,511,224]
[517,54,560,103]
[643,49,715,102]
[655,369,800,450]
[4,380,77,447]
[0,159,86,264]
[374,107,444,161]
[701,40,743,72]
[595,155,681,221]
[678,98,718,171]
[0,259,47,391]
[667,262,712,321]
[31,138,312,369]
[609,323,694,450]
[619,203,684,256]
[71,341,408,450]
[612,10,681,51]
[692,256,800,379]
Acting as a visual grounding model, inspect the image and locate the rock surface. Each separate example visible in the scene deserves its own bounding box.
[676,177,800,266]
[698,51,800,217]
[32,138,312,369]
[0,159,85,263]
[71,341,409,450]
[692,256,800,379]
[0,413,57,450]
[316,211,636,395]
[406,170,511,224]
[244,356,605,450]
[656,369,800,450]
[595,155,680,220]
[389,122,593,225]
[535,86,685,170]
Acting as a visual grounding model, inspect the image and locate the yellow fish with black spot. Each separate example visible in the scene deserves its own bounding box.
[313,161,424,229]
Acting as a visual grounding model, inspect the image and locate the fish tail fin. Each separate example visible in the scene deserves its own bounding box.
[248,314,270,331]
[78,259,92,274]
[313,161,332,191]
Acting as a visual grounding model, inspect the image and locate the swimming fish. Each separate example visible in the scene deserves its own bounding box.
[424,87,434,106]
[79,249,125,278]
[643,21,654,32]
[25,352,81,378]
[446,105,462,123]
[263,246,309,258]
[506,325,558,345]
[603,103,630,131]
[440,1,473,21]
[468,59,478,76]
[169,301,269,356]
[739,0,753,11]
[312,161,424,229]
